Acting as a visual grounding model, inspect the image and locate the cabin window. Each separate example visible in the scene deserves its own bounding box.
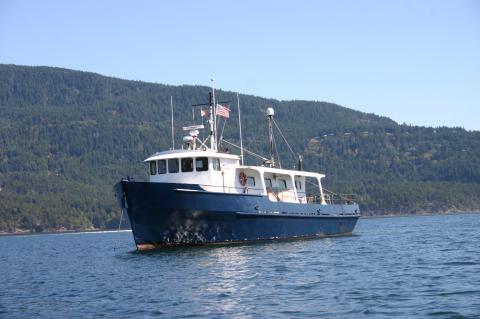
[264,178,272,188]
[168,158,179,173]
[157,160,166,174]
[278,179,287,189]
[212,158,221,171]
[247,176,256,187]
[295,180,302,190]
[149,161,157,175]
[181,158,194,172]
[196,157,208,171]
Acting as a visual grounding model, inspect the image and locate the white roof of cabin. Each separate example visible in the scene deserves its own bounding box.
[144,149,324,179]
[144,149,240,162]
[238,165,325,179]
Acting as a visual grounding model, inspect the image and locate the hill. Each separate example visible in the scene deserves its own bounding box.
[1,64,479,232]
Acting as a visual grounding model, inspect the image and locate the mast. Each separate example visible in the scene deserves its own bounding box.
[267,108,275,167]
[237,92,244,165]
[208,92,214,149]
[211,78,217,150]
[208,79,217,150]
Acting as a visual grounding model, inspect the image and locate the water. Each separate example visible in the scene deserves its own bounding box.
[1,213,480,319]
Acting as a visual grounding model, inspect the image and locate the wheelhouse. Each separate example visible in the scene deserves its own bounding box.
[144,149,239,189]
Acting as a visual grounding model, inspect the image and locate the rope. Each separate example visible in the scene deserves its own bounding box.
[219,118,228,148]
[221,139,269,162]
[113,207,124,251]
[272,118,297,163]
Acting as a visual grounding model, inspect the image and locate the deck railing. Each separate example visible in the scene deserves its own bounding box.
[199,184,264,194]
[306,194,357,205]
[196,184,357,205]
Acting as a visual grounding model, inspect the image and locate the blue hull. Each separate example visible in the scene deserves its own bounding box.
[115,181,360,250]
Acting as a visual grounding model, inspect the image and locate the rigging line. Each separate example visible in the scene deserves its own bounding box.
[306,179,320,187]
[272,131,281,168]
[113,207,124,251]
[194,137,209,149]
[308,184,353,200]
[272,118,297,161]
[219,117,228,148]
[221,139,269,162]
[321,187,355,197]
[305,179,335,194]
[305,179,323,197]
[202,134,211,146]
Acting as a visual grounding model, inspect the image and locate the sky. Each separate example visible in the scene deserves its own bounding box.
[1,0,479,130]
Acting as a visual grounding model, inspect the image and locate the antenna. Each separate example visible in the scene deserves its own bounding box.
[267,107,275,167]
[170,96,175,149]
[237,92,244,165]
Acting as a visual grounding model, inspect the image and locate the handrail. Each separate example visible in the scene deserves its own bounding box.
[322,188,357,204]
[307,193,357,205]
[195,183,357,204]
[199,183,265,194]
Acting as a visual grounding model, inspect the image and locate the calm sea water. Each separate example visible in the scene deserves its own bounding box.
[1,213,480,319]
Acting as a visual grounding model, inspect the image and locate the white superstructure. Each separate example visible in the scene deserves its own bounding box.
[144,149,327,205]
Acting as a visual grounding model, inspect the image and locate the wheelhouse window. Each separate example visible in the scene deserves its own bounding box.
[168,158,179,173]
[157,160,167,174]
[149,161,157,175]
[196,157,208,171]
[181,158,194,172]
[247,176,256,187]
[278,179,287,189]
[212,158,221,171]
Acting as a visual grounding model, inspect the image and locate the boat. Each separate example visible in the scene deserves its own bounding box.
[114,82,360,250]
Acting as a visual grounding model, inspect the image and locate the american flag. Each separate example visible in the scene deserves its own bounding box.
[216,104,230,118]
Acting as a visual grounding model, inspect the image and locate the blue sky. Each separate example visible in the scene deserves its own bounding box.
[1,0,479,130]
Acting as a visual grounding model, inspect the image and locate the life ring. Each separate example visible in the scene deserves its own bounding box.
[239,171,247,186]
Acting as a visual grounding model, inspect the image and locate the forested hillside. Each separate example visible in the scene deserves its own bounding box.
[1,64,479,232]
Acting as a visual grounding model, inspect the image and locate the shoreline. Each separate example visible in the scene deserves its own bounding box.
[0,228,132,238]
[1,210,479,237]
[360,210,480,219]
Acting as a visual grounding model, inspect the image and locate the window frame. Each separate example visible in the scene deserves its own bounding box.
[295,180,302,190]
[181,158,194,173]
[168,158,179,173]
[149,161,157,175]
[247,176,256,187]
[212,158,221,171]
[195,157,209,172]
[157,160,167,174]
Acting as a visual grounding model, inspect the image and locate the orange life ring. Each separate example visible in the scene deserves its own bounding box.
[239,171,247,186]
